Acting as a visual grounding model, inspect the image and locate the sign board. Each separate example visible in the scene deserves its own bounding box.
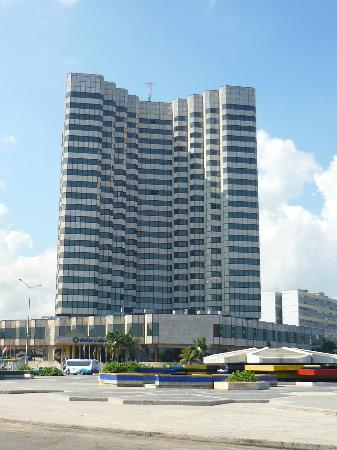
[72,337,105,344]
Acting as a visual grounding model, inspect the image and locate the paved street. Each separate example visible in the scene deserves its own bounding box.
[0,377,336,449]
[1,376,337,404]
[0,422,283,450]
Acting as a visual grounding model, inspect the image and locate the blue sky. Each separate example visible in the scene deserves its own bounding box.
[0,0,337,317]
[0,0,336,253]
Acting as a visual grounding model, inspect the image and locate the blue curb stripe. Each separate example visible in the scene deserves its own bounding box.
[99,374,144,381]
[155,375,213,382]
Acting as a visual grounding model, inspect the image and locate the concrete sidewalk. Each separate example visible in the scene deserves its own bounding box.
[271,391,337,416]
[0,393,336,449]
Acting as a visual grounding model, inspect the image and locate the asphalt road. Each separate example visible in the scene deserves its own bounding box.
[0,421,286,450]
[1,376,337,403]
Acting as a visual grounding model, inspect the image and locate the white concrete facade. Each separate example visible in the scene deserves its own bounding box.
[261,292,282,324]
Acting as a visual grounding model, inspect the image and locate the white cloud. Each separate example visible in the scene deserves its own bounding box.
[0,133,56,319]
[0,135,16,191]
[0,206,56,319]
[0,180,6,191]
[204,0,217,15]
[64,56,76,66]
[314,156,337,239]
[0,0,13,9]
[0,135,17,146]
[258,130,337,298]
[257,130,318,208]
[57,0,81,6]
[0,203,7,216]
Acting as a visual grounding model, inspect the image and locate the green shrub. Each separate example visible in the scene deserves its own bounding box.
[34,367,64,376]
[0,370,33,375]
[227,370,258,383]
[164,362,181,368]
[102,360,143,373]
[17,364,31,371]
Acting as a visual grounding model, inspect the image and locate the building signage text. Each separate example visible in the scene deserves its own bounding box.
[72,337,105,344]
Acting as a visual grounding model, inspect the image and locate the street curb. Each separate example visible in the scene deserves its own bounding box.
[123,399,232,406]
[0,417,335,450]
[68,397,109,402]
[0,390,64,394]
[233,399,270,404]
[0,375,34,380]
[123,399,270,406]
[271,404,337,416]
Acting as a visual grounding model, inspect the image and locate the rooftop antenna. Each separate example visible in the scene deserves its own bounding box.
[146,81,153,101]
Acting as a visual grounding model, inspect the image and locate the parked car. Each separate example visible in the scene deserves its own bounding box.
[63,359,101,375]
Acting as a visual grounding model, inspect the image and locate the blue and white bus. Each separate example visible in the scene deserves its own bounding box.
[64,359,101,375]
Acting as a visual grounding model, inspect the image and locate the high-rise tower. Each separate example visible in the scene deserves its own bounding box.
[56,73,260,318]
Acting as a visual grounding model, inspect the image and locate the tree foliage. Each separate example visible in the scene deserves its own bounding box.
[104,331,141,361]
[319,338,337,354]
[34,367,64,376]
[180,336,208,364]
[102,360,143,373]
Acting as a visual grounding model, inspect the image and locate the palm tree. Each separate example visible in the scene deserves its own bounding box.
[180,346,197,364]
[104,331,125,361]
[179,336,208,364]
[193,336,208,360]
[104,331,142,361]
[123,333,142,361]
[320,338,337,354]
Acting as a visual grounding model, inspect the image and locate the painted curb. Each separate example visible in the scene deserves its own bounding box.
[0,390,64,394]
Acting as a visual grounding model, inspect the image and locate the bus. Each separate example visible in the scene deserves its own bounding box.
[63,359,101,375]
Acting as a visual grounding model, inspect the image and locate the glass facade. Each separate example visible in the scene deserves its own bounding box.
[56,74,260,318]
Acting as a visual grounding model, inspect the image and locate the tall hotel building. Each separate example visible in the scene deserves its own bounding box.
[56,73,260,319]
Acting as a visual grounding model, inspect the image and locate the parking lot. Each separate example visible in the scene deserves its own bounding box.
[1,375,337,407]
[1,376,337,449]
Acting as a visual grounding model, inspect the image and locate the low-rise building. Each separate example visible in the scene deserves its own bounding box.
[0,313,325,362]
[261,292,283,324]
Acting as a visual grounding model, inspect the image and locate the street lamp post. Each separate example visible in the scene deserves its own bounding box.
[18,279,42,365]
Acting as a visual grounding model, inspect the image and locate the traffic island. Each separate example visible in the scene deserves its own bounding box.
[68,396,109,402]
[214,381,270,390]
[98,373,145,387]
[0,389,64,394]
[123,399,232,406]
[0,371,34,380]
[154,375,214,389]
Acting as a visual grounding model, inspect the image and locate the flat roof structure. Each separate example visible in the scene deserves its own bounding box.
[204,347,337,365]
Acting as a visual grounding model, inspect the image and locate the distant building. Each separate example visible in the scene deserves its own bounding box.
[261,289,337,338]
[261,292,282,324]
